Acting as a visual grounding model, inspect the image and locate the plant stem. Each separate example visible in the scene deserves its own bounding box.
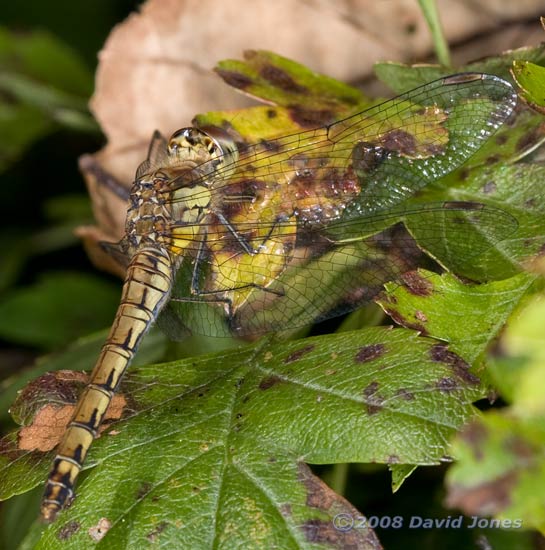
[417,0,451,67]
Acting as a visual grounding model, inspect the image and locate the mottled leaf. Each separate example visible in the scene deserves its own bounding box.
[214,49,365,119]
[377,271,536,363]
[1,328,483,548]
[446,289,545,534]
[446,413,545,533]
[374,43,545,92]
[429,165,545,279]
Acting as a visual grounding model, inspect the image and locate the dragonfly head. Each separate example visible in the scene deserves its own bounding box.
[167,127,238,176]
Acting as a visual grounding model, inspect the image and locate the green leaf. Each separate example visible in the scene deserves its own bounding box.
[426,163,545,280]
[512,60,545,112]
[196,50,369,144]
[377,271,536,364]
[446,413,545,533]
[2,328,482,547]
[0,27,93,96]
[0,273,119,350]
[0,486,42,550]
[389,464,417,493]
[489,293,545,413]
[215,49,365,113]
[446,289,545,534]
[0,27,96,171]
[0,102,53,172]
[374,43,545,92]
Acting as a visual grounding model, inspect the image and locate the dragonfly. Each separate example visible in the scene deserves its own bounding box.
[41,72,517,522]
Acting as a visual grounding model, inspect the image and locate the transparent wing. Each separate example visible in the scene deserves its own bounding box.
[156,73,518,338]
[179,73,516,221]
[163,201,517,338]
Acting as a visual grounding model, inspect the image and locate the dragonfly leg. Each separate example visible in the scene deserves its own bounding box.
[215,211,286,255]
[79,155,130,202]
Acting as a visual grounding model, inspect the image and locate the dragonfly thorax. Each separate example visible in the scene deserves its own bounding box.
[124,126,239,254]
[125,178,172,251]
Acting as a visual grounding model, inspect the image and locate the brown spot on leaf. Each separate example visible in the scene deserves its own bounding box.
[396,388,415,401]
[381,129,418,156]
[436,377,458,392]
[258,375,283,390]
[57,521,81,540]
[383,307,428,335]
[516,123,545,153]
[458,167,470,181]
[284,344,315,364]
[301,519,339,544]
[363,381,384,415]
[495,133,508,145]
[485,154,500,165]
[430,344,480,385]
[146,521,169,543]
[460,422,488,461]
[298,463,335,510]
[415,310,427,323]
[481,180,497,194]
[259,63,307,94]
[88,518,112,542]
[266,108,277,118]
[280,503,292,517]
[18,403,75,452]
[296,463,381,547]
[214,68,253,90]
[355,344,385,363]
[401,271,433,296]
[137,481,153,500]
[504,436,535,461]
[13,371,87,425]
[288,106,335,128]
[446,471,517,515]
[387,455,400,464]
[0,436,23,462]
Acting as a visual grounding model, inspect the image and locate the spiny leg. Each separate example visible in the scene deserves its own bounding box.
[214,211,288,255]
[41,247,173,523]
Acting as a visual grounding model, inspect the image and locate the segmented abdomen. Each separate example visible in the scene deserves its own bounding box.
[41,247,173,522]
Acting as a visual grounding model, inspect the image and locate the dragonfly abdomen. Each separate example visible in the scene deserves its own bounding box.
[41,247,174,522]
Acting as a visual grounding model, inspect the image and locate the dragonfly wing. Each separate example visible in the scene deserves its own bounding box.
[167,200,517,337]
[163,73,518,337]
[204,73,516,224]
[328,73,517,214]
[135,130,169,180]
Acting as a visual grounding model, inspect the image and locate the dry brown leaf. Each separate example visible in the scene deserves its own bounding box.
[79,0,545,272]
[16,370,128,452]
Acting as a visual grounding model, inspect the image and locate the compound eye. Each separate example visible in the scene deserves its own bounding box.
[167,128,194,155]
[167,127,220,160]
